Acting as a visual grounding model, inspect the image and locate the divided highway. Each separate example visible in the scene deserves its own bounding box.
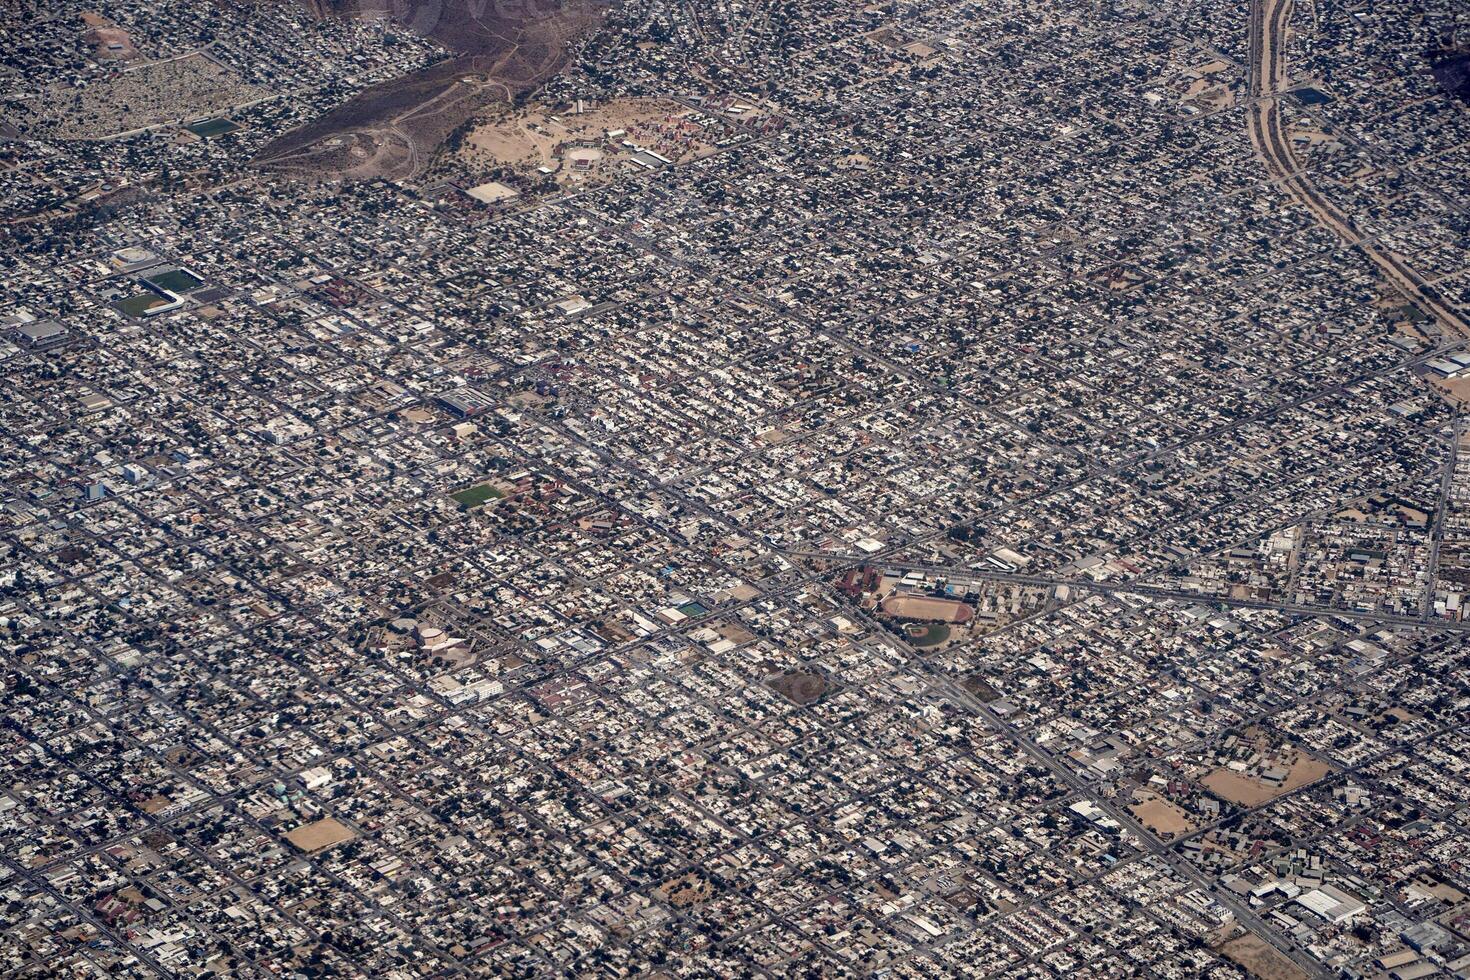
[1246,0,1470,337]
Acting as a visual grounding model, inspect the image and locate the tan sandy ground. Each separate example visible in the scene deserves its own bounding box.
[1201,754,1332,806]
[657,872,715,908]
[1130,795,1196,837]
[284,816,356,854]
[1395,505,1430,524]
[1427,375,1470,407]
[84,26,140,61]
[1217,931,1308,980]
[1181,78,1215,99]
[466,180,519,202]
[459,98,710,175]
[880,594,973,623]
[1290,126,1338,146]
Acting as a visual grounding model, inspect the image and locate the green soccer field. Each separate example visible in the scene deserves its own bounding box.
[450,483,505,508]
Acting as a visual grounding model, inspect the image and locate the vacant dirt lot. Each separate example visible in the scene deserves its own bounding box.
[1216,930,1307,980]
[1130,795,1195,838]
[284,816,356,853]
[1202,754,1331,806]
[84,25,141,62]
[767,670,828,706]
[656,872,715,908]
[961,675,1000,702]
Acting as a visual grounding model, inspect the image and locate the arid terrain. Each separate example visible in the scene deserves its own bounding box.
[454,97,722,187]
[255,0,605,180]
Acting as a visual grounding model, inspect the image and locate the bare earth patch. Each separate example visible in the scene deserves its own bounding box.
[256,0,606,181]
[284,816,356,854]
[1215,929,1308,980]
[457,98,719,184]
[767,670,828,706]
[1201,754,1332,807]
[1130,794,1196,838]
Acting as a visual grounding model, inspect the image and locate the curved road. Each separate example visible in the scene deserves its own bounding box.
[1246,0,1470,337]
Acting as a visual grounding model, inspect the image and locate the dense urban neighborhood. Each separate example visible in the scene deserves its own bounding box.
[3,0,1470,976]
